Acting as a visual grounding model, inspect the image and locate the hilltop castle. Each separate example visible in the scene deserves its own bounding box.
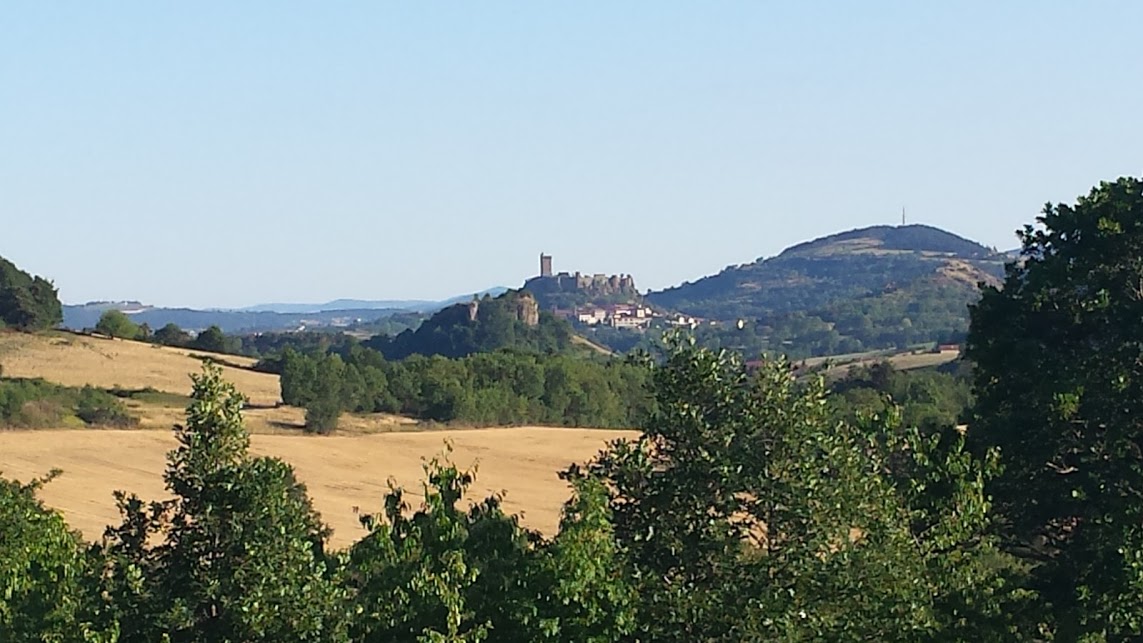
[533,253,636,294]
[523,253,640,314]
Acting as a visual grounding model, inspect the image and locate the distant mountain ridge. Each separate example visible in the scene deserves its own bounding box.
[61,305,408,334]
[239,300,434,314]
[239,288,509,314]
[62,288,510,333]
[55,224,1008,356]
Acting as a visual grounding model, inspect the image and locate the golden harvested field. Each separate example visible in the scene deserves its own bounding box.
[814,351,960,380]
[0,331,419,432]
[123,396,419,434]
[0,331,636,548]
[0,427,636,549]
[797,348,960,380]
[0,331,280,406]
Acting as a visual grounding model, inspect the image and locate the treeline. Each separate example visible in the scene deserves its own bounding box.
[0,256,62,330]
[94,311,354,362]
[280,345,652,432]
[93,311,247,355]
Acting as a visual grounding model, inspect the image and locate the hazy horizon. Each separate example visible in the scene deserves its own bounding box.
[5,3,1141,308]
[60,222,1003,310]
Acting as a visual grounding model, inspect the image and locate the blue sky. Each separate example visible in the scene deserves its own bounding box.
[3,2,1141,308]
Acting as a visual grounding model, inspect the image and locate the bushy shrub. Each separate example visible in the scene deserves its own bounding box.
[0,379,136,428]
[76,386,136,428]
[10,399,68,428]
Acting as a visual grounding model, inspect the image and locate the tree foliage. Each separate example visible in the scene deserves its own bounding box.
[95,309,142,339]
[583,336,1020,639]
[188,325,242,354]
[347,444,636,642]
[0,256,62,330]
[829,360,973,432]
[0,470,116,642]
[968,176,1143,638]
[152,322,192,347]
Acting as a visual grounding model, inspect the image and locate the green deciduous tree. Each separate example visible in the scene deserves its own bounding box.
[95,362,348,641]
[279,340,651,428]
[305,398,341,434]
[189,325,241,354]
[280,347,318,406]
[152,322,191,347]
[968,176,1143,638]
[95,309,141,339]
[304,353,347,434]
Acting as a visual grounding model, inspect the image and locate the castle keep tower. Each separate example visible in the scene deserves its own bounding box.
[539,253,553,277]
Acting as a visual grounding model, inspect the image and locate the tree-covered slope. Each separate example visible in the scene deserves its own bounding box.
[366,289,573,359]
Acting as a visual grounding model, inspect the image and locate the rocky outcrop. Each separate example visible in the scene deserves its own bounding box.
[514,292,539,327]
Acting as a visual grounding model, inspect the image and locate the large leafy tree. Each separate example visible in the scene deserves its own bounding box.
[95,309,141,339]
[586,336,1018,640]
[967,176,1143,637]
[0,256,62,330]
[152,322,192,347]
[189,325,240,354]
[95,362,348,641]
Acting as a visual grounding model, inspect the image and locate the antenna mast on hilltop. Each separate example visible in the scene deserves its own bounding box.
[901,206,906,226]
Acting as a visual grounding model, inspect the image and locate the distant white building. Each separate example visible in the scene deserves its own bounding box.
[576,308,608,325]
[611,315,651,329]
[572,304,653,329]
[666,314,701,329]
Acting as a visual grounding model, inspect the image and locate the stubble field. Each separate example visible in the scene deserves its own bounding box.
[0,331,636,548]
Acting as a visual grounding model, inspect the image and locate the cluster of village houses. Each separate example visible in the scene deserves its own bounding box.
[551,303,702,330]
